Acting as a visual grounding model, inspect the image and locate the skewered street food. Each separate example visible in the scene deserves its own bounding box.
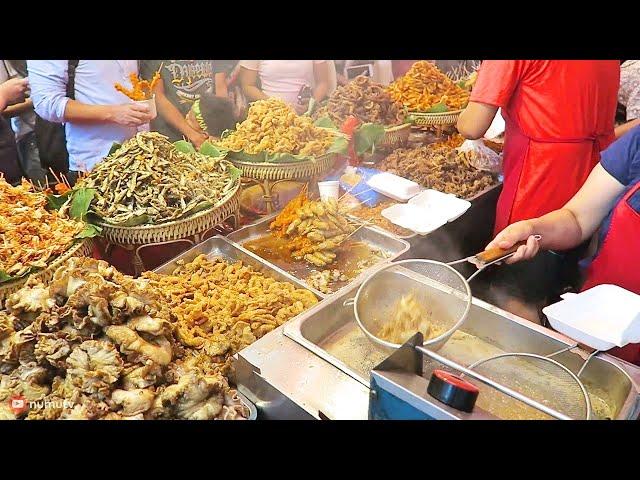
[313,75,404,126]
[217,98,336,157]
[268,191,355,267]
[80,132,239,226]
[115,72,160,101]
[387,61,470,112]
[0,179,84,280]
[143,255,318,357]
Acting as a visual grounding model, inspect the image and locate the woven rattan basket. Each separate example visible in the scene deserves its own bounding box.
[379,123,411,149]
[229,153,337,182]
[409,109,464,127]
[0,238,94,302]
[97,185,241,245]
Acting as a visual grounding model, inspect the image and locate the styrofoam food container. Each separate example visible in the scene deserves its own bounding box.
[408,190,471,223]
[381,203,449,235]
[366,172,421,202]
[543,284,640,351]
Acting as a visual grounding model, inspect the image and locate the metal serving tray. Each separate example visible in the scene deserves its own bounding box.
[283,271,640,420]
[225,214,410,297]
[153,235,319,298]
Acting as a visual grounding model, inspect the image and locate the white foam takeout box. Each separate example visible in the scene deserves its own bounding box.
[543,284,640,352]
[380,190,471,236]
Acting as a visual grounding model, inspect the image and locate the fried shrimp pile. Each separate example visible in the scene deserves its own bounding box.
[0,179,84,279]
[387,61,470,112]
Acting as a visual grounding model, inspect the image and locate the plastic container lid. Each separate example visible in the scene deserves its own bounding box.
[366,172,422,202]
[543,284,640,351]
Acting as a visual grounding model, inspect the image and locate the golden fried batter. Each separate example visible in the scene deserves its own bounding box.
[142,255,318,358]
[217,98,335,157]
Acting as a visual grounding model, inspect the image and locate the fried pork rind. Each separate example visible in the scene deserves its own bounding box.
[313,75,405,126]
[387,61,470,112]
[0,257,253,420]
[143,255,318,358]
[217,98,335,158]
[0,179,84,280]
[379,139,497,199]
[79,132,239,226]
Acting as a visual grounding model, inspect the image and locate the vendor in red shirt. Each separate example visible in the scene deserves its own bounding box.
[486,125,640,365]
[457,60,620,234]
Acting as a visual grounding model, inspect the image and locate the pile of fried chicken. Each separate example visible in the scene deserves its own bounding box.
[0,257,249,420]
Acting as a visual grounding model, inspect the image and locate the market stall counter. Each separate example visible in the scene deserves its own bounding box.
[236,279,640,420]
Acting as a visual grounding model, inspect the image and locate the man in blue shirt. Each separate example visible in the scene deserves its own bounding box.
[27,60,155,174]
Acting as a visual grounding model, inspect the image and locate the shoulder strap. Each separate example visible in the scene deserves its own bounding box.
[67,60,79,100]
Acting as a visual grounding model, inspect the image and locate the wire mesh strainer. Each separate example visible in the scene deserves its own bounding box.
[346,259,472,352]
[467,353,591,420]
[346,240,539,352]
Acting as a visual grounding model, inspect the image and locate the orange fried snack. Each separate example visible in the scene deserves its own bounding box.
[0,179,84,278]
[387,61,470,112]
[115,70,161,101]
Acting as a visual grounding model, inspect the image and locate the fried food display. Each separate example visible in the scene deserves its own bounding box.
[0,258,250,420]
[387,61,470,112]
[115,72,160,101]
[80,132,239,226]
[143,255,318,357]
[313,75,405,126]
[217,98,335,157]
[269,192,354,267]
[0,179,84,280]
[379,143,497,199]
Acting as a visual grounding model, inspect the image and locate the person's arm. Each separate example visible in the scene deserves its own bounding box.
[152,77,207,148]
[487,163,626,262]
[0,77,28,112]
[312,61,330,102]
[615,119,640,138]
[457,102,499,139]
[28,60,151,127]
[458,60,526,139]
[2,98,32,118]
[239,65,268,102]
[214,72,228,98]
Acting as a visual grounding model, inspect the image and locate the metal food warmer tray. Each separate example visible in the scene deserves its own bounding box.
[226,213,410,298]
[153,236,323,420]
[236,274,640,420]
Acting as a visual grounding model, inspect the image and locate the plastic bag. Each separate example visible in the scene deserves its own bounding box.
[458,139,502,174]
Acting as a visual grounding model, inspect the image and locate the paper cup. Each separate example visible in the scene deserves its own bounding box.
[135,95,156,118]
[318,181,340,202]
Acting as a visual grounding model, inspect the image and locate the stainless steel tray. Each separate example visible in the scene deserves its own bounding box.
[153,235,319,299]
[283,274,640,420]
[225,214,410,297]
